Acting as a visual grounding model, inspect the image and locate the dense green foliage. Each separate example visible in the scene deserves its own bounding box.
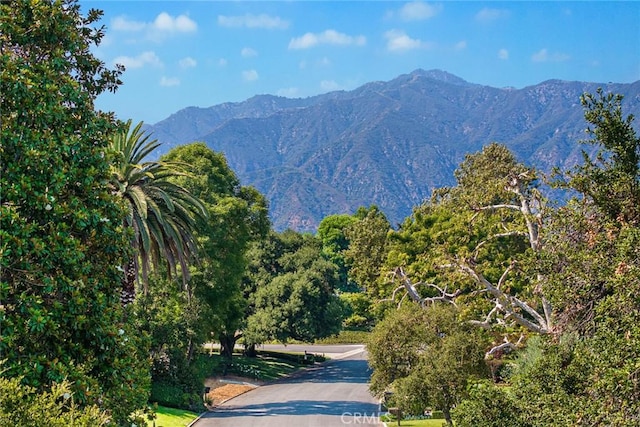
[127,143,269,407]
[343,206,392,296]
[385,143,543,342]
[1,1,149,424]
[450,92,640,425]
[162,142,270,360]
[109,121,206,302]
[3,2,636,423]
[366,92,639,426]
[0,376,110,427]
[317,213,358,291]
[243,230,344,345]
[339,291,376,329]
[132,277,209,411]
[566,89,640,224]
[368,304,488,425]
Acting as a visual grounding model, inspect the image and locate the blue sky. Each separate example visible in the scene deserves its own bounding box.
[84,1,640,125]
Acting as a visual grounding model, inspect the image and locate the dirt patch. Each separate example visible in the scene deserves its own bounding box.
[204,376,262,407]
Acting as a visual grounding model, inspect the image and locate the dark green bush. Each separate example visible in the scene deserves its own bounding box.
[150,381,203,411]
[256,350,325,364]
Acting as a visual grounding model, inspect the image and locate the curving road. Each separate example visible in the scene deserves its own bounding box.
[194,345,382,426]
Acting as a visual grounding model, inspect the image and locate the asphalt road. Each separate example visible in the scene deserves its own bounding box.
[194,346,382,426]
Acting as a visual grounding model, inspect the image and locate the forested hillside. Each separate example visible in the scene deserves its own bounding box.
[147,69,640,230]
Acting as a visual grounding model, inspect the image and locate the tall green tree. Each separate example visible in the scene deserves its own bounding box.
[565,89,640,223]
[1,1,149,424]
[454,92,640,426]
[383,144,547,362]
[317,213,358,292]
[536,90,640,424]
[109,121,207,304]
[243,230,344,345]
[162,143,269,360]
[343,206,391,296]
[368,303,488,425]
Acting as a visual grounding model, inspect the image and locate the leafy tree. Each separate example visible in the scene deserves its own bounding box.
[339,291,375,329]
[132,275,209,411]
[317,213,358,291]
[0,1,149,424]
[343,206,391,296]
[532,90,640,425]
[244,230,344,345]
[384,144,548,359]
[368,303,488,425]
[161,143,270,360]
[455,92,640,427]
[109,121,207,304]
[452,381,528,427]
[565,89,640,223]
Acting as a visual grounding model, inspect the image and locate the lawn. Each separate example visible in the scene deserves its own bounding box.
[384,419,448,427]
[147,405,199,427]
[207,352,305,381]
[315,329,371,344]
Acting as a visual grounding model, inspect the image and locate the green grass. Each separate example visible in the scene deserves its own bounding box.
[207,352,305,381]
[314,329,372,344]
[147,405,199,427]
[382,419,448,427]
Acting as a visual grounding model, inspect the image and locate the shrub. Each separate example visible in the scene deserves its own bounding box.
[0,376,112,427]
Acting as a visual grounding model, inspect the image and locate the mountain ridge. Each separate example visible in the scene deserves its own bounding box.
[146,69,640,231]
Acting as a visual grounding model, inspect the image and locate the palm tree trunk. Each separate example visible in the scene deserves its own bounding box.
[121,258,136,305]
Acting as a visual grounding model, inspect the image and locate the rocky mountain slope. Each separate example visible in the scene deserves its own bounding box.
[147,69,640,231]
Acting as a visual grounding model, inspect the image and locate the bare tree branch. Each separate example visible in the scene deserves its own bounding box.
[447,262,550,334]
[388,173,553,350]
[485,334,525,359]
[386,267,461,307]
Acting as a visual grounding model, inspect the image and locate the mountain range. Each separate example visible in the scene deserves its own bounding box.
[146,69,640,232]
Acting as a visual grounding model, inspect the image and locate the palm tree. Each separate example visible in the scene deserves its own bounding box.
[109,120,206,304]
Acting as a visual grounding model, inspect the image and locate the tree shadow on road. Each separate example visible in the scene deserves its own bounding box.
[282,359,373,384]
[204,399,380,418]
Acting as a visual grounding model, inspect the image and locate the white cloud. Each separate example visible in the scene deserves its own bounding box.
[475,8,509,23]
[242,69,259,81]
[454,40,467,51]
[277,87,300,97]
[113,51,162,69]
[241,47,258,58]
[531,49,549,62]
[179,56,197,69]
[498,48,509,60]
[399,1,442,21]
[218,14,289,29]
[318,57,332,66]
[288,30,366,49]
[160,76,180,87]
[532,48,570,63]
[153,12,197,33]
[112,16,146,32]
[320,80,341,91]
[218,58,228,67]
[111,12,197,42]
[384,30,432,52]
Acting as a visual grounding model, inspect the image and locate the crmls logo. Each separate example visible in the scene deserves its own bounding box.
[340,412,381,424]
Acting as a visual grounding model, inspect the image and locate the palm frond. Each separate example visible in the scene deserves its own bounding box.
[109,119,207,301]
